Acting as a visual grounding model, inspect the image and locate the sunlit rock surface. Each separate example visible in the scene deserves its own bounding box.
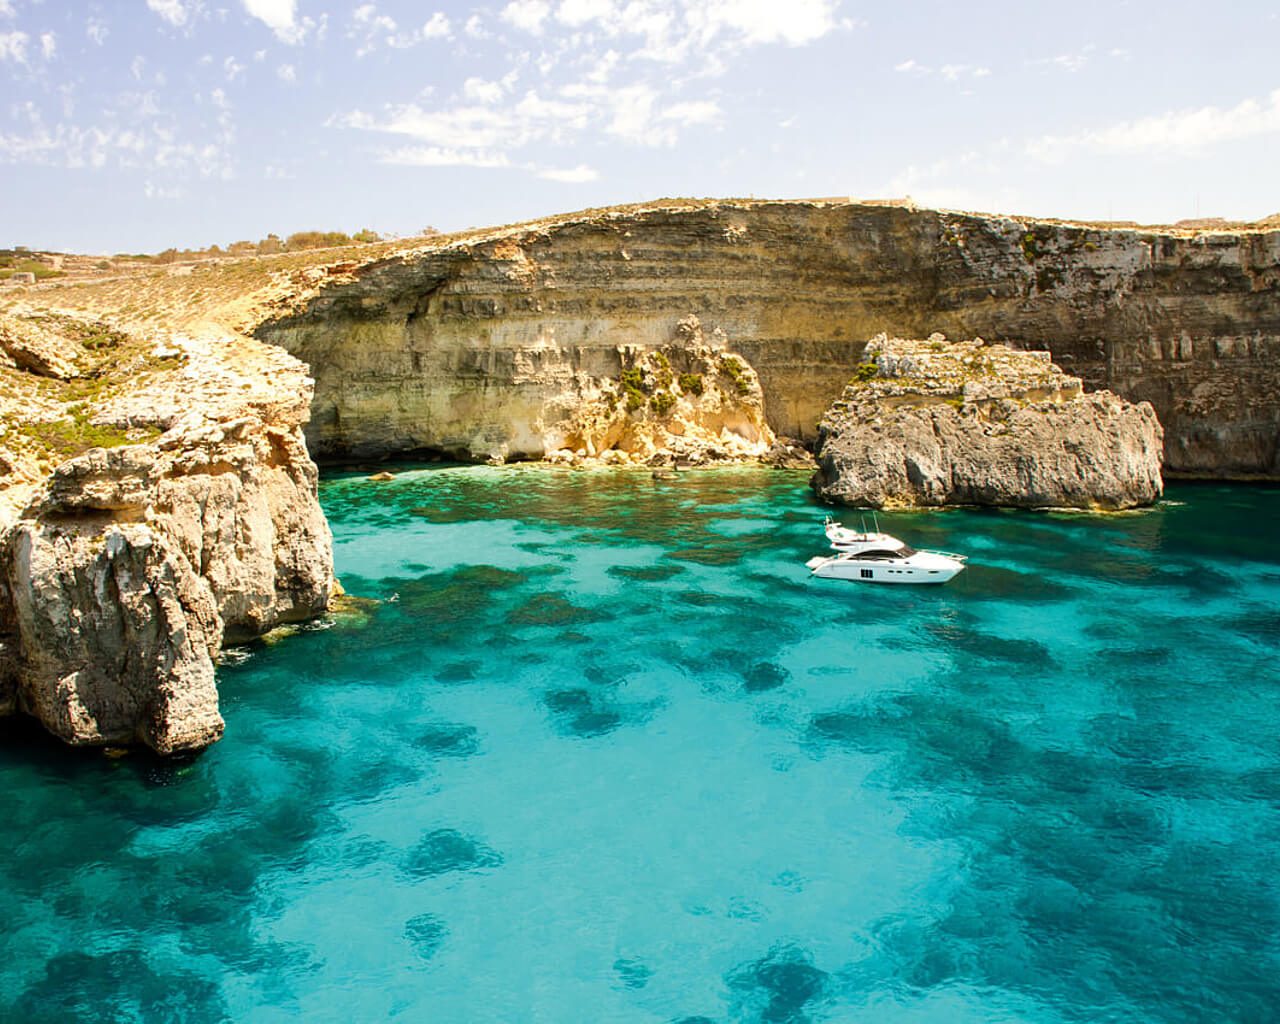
[255,200,1279,478]
[811,334,1164,509]
[0,321,333,753]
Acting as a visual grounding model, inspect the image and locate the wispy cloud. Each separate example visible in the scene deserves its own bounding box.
[1027,88,1280,162]
[538,163,597,182]
[241,0,314,45]
[145,0,198,30]
[0,96,234,179]
[381,145,512,168]
[501,0,552,36]
[350,4,447,54]
[0,29,27,62]
[421,12,450,39]
[894,58,989,80]
[334,0,830,175]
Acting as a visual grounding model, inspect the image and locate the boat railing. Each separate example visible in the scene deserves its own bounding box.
[917,548,969,561]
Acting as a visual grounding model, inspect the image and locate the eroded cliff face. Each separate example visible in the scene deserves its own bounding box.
[0,318,333,753]
[811,335,1163,510]
[255,200,1279,478]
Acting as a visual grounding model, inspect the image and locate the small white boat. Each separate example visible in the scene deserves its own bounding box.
[806,517,967,584]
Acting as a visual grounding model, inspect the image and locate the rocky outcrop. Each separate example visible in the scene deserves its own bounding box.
[0,322,333,753]
[811,334,1163,509]
[255,200,1278,479]
[538,316,773,466]
[0,314,82,380]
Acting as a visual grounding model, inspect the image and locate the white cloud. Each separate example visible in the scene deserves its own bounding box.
[277,63,296,83]
[340,104,519,150]
[898,59,989,81]
[1029,48,1093,74]
[335,0,846,177]
[381,146,512,168]
[354,4,395,30]
[0,1,13,17]
[501,0,551,35]
[130,55,146,80]
[539,163,597,182]
[514,90,589,130]
[940,63,989,80]
[422,12,450,39]
[224,55,245,80]
[1027,88,1280,163]
[555,0,614,27]
[145,181,187,200]
[464,77,506,104]
[605,84,661,142]
[0,97,235,180]
[86,20,108,45]
[0,29,27,62]
[685,0,839,47]
[146,0,195,28]
[242,0,302,43]
[660,100,720,126]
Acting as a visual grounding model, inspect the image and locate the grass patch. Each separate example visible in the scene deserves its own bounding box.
[16,417,158,459]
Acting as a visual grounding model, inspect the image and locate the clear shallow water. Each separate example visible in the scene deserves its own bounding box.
[3,467,1280,1023]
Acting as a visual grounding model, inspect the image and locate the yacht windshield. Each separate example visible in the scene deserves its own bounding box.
[858,546,916,560]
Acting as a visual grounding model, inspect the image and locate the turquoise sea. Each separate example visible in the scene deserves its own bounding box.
[3,467,1279,1023]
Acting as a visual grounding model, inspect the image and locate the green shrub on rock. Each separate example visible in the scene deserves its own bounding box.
[650,391,676,415]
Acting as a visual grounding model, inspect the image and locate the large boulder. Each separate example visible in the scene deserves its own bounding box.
[811,334,1164,509]
[6,520,223,753]
[0,405,333,753]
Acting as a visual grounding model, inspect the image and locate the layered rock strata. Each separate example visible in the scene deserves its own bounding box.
[256,200,1278,478]
[811,334,1164,509]
[0,319,333,753]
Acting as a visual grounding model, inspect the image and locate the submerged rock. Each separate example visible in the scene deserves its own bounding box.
[811,334,1163,509]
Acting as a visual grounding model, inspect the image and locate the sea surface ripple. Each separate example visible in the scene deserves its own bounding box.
[2,468,1278,1023]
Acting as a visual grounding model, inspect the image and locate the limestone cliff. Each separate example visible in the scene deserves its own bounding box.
[0,315,333,753]
[810,334,1163,510]
[254,200,1278,479]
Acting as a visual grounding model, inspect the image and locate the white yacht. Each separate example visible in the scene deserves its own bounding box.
[806,517,967,584]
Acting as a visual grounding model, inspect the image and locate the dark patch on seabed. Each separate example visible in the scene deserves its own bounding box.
[4,472,1280,1022]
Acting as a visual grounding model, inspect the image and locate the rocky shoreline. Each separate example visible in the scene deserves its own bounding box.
[1,197,1277,753]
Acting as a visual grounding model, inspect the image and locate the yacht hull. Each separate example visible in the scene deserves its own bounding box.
[806,552,965,584]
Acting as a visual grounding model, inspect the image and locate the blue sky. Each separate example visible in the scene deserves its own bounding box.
[2,0,1278,252]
